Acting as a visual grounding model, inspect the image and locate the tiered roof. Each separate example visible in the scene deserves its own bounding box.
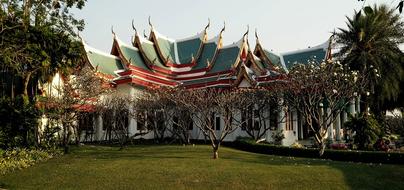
[83,21,332,89]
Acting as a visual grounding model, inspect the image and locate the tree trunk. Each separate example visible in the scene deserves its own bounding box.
[213,149,219,159]
[23,72,32,104]
[212,142,220,159]
[318,140,326,157]
[23,0,31,29]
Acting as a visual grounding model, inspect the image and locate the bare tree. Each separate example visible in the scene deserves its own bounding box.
[97,93,133,148]
[170,88,250,159]
[281,60,363,156]
[236,88,283,142]
[43,66,106,153]
[135,89,194,144]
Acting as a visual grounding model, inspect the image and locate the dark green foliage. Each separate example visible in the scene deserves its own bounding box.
[0,0,87,149]
[385,115,404,137]
[343,113,381,150]
[0,96,39,149]
[337,4,404,114]
[228,139,404,164]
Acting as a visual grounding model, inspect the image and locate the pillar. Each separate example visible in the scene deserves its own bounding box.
[335,113,341,141]
[349,98,356,116]
[95,114,103,141]
[356,96,361,114]
[326,108,334,141]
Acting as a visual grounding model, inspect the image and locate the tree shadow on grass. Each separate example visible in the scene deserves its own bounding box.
[222,148,404,190]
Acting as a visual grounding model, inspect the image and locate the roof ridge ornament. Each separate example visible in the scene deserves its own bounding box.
[243,25,249,40]
[255,28,260,44]
[143,30,148,38]
[221,21,226,33]
[111,25,116,37]
[131,19,137,34]
[148,16,154,30]
[205,18,210,31]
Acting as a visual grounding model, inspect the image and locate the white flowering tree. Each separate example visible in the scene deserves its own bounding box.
[134,88,192,144]
[282,60,363,156]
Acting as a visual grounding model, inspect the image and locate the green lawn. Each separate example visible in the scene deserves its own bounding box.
[1,145,403,190]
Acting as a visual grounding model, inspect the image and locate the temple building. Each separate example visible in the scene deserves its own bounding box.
[78,21,357,145]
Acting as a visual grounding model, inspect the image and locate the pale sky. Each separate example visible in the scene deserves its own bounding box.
[73,0,399,53]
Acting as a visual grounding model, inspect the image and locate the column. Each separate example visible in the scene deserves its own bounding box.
[292,111,298,137]
[326,108,334,141]
[356,96,361,114]
[349,98,356,116]
[335,113,341,141]
[277,106,286,145]
[129,109,137,136]
[95,114,103,141]
[298,114,304,140]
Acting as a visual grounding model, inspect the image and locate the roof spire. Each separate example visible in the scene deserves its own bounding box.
[220,21,226,33]
[143,29,148,38]
[243,25,249,40]
[131,19,138,34]
[205,18,211,30]
[255,28,260,44]
[111,25,115,36]
[148,16,154,30]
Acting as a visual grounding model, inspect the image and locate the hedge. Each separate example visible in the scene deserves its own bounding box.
[225,139,404,164]
[0,148,61,175]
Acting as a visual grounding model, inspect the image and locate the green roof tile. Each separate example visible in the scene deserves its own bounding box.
[176,38,202,63]
[118,44,149,71]
[194,42,217,70]
[86,51,124,77]
[156,37,176,63]
[209,46,239,73]
[263,50,282,67]
[283,48,327,69]
[140,42,169,69]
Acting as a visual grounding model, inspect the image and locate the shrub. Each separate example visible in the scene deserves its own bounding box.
[0,148,61,175]
[291,142,303,148]
[330,143,348,150]
[343,113,381,150]
[270,130,285,145]
[227,139,404,164]
[385,116,404,137]
[0,96,39,149]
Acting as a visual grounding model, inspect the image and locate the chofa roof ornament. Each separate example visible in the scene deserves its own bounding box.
[205,18,211,31]
[131,19,137,34]
[148,16,154,30]
[255,28,260,44]
[111,25,115,36]
[243,25,249,40]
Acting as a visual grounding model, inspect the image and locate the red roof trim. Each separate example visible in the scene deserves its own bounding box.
[165,61,196,68]
[184,79,233,89]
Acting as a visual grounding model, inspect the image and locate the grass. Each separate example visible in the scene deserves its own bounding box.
[1,145,404,190]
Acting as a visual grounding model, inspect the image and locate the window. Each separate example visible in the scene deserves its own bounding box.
[156,111,165,131]
[210,112,221,131]
[215,116,221,131]
[137,111,146,131]
[241,107,253,130]
[185,114,193,130]
[253,109,260,130]
[115,109,129,131]
[102,110,113,131]
[172,116,179,130]
[269,106,278,130]
[78,113,94,131]
[285,111,295,131]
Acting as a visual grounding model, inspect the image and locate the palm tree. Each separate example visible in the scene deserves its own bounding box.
[336,4,404,117]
